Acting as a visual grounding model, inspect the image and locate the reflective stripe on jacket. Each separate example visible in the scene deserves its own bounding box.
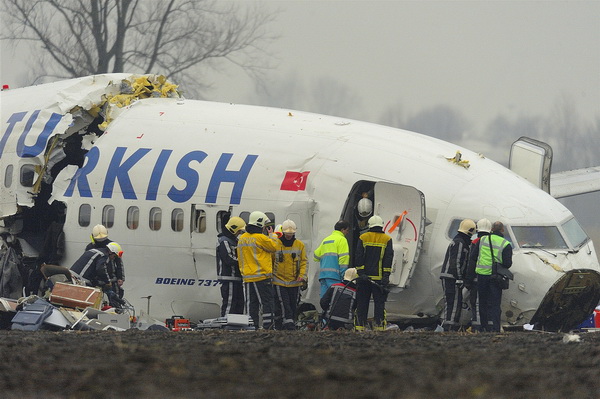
[314,230,350,281]
[216,233,241,282]
[476,234,510,276]
[237,232,278,282]
[355,230,393,280]
[273,238,307,287]
[440,231,472,280]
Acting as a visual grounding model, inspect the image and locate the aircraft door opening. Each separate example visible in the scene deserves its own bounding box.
[342,181,426,290]
[374,182,426,289]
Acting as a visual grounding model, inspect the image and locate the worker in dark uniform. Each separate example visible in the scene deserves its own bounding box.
[85,224,126,298]
[475,221,513,332]
[272,219,307,330]
[465,218,492,331]
[70,246,113,289]
[354,215,393,331]
[216,216,246,316]
[439,219,475,331]
[320,267,358,330]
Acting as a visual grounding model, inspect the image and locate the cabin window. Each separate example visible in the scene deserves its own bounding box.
[171,208,184,232]
[216,211,231,234]
[127,206,139,230]
[149,207,162,231]
[266,212,276,227]
[239,211,250,224]
[20,164,35,187]
[4,164,13,188]
[193,209,206,233]
[78,204,91,227]
[102,205,115,228]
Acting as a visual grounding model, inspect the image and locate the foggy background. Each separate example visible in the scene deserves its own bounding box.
[1,1,598,251]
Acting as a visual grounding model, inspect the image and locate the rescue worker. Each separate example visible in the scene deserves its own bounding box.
[272,219,307,330]
[474,221,513,332]
[439,219,475,331]
[70,244,114,289]
[356,196,373,236]
[85,224,125,299]
[354,215,393,331]
[465,218,492,331]
[237,211,279,329]
[104,242,126,307]
[314,220,350,297]
[320,267,358,330]
[216,216,246,316]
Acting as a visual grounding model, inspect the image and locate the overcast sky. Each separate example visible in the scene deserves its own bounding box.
[204,0,600,134]
[2,1,598,132]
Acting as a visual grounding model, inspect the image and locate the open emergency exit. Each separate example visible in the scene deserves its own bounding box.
[343,181,426,290]
[373,182,426,289]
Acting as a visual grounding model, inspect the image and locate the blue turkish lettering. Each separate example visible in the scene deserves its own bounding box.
[102,147,151,199]
[206,153,258,204]
[0,112,27,159]
[146,149,172,201]
[17,111,63,158]
[167,150,208,203]
[63,146,100,198]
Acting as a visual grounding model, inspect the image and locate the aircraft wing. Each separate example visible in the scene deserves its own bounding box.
[550,166,600,199]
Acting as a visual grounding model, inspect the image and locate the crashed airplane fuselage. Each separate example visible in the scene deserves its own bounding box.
[1,74,599,331]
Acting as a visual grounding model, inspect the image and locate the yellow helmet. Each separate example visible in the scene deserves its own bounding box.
[249,211,270,228]
[225,217,246,235]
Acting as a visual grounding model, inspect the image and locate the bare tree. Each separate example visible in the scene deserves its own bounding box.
[404,104,470,142]
[252,72,365,120]
[1,0,277,94]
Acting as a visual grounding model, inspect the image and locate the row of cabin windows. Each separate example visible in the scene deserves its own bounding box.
[79,204,187,232]
[78,204,276,234]
[3,164,34,188]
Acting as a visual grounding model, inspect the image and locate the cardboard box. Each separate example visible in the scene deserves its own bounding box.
[49,282,102,310]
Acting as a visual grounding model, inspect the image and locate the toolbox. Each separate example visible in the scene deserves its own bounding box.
[166,315,192,331]
[49,282,102,310]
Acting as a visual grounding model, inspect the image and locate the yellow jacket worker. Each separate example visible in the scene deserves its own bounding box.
[237,211,278,329]
[272,219,308,330]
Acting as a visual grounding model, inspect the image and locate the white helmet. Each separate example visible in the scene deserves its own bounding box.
[344,268,358,281]
[92,224,108,241]
[281,219,297,233]
[249,211,270,228]
[225,216,246,235]
[106,242,123,257]
[368,215,384,228]
[476,218,492,233]
[357,198,373,218]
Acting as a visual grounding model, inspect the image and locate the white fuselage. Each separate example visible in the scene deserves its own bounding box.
[1,75,598,325]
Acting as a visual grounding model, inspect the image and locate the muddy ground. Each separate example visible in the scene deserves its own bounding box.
[0,329,598,399]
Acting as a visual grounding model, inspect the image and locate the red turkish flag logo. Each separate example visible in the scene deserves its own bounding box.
[280,171,310,191]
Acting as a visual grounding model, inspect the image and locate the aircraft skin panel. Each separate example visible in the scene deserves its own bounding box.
[550,166,600,198]
[2,74,599,329]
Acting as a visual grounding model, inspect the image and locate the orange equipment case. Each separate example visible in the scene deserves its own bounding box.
[49,282,103,310]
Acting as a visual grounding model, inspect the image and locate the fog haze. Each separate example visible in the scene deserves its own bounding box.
[1,0,598,249]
